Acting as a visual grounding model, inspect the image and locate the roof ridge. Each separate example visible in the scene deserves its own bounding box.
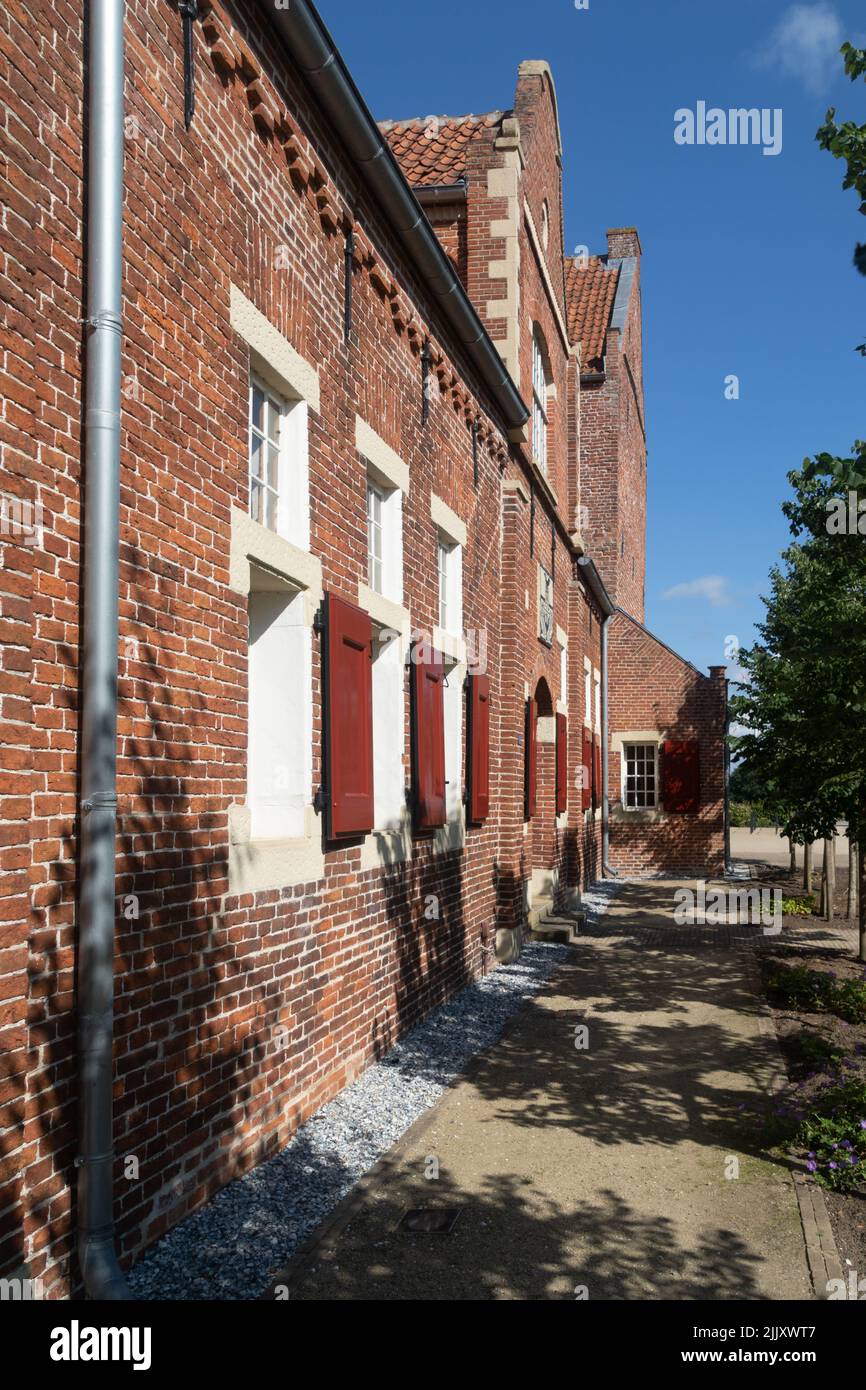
[378,111,506,131]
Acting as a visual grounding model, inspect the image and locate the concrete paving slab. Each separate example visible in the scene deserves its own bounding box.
[272,881,820,1301]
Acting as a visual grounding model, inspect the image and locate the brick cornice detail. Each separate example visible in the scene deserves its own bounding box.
[197,1,511,472]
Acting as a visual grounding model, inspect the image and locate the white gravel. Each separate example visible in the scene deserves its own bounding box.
[127,925,612,1301]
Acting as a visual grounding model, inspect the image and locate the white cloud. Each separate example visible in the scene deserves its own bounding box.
[661,575,732,607]
[752,3,844,95]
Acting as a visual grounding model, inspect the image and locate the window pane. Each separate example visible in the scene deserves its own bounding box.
[250,433,263,480]
[267,443,279,490]
[251,384,265,434]
[265,488,278,532]
[267,399,280,444]
[250,479,262,525]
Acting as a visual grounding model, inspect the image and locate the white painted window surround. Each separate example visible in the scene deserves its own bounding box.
[231,285,316,554]
[227,516,324,895]
[583,657,592,727]
[594,668,601,733]
[622,742,658,810]
[430,493,466,659]
[531,327,549,472]
[433,658,466,856]
[248,376,309,549]
[228,284,322,896]
[248,586,310,841]
[355,417,413,872]
[538,563,553,645]
[558,626,568,710]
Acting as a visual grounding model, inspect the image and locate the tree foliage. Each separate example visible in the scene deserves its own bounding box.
[816,41,866,351]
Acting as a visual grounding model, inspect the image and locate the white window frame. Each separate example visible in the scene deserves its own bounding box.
[538,564,553,646]
[621,742,658,811]
[435,534,462,640]
[594,668,601,733]
[584,657,592,728]
[531,328,549,472]
[249,376,281,532]
[367,479,385,594]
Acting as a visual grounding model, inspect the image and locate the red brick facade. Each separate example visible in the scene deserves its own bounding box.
[0,0,724,1296]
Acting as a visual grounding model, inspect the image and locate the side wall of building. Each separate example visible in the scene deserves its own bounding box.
[607,615,726,877]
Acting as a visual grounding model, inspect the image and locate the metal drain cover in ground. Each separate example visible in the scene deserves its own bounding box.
[397,1208,461,1234]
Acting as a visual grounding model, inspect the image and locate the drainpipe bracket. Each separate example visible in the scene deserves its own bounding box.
[83,311,123,335]
[81,791,118,814]
[74,1149,116,1169]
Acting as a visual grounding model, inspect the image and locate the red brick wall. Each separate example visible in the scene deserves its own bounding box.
[0,0,718,1299]
[607,615,726,877]
[579,231,646,622]
[0,0,609,1298]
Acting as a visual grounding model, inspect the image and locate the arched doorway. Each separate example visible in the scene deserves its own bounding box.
[528,677,557,910]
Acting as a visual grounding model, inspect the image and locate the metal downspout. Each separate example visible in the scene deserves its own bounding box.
[77,0,131,1300]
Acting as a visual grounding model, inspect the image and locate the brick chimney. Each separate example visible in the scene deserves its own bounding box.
[607,226,641,260]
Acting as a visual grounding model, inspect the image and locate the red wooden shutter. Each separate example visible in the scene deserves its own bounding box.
[524,698,537,818]
[662,739,700,813]
[412,650,446,828]
[593,735,602,809]
[467,672,490,824]
[555,712,567,815]
[325,592,374,838]
[581,728,593,811]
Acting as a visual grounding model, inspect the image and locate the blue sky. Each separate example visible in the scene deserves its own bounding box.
[322,0,864,679]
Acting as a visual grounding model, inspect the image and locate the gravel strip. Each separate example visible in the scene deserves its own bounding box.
[128,928,603,1301]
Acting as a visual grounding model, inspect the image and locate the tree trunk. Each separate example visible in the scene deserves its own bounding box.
[847,838,857,920]
[788,837,797,875]
[822,838,835,922]
[803,840,812,894]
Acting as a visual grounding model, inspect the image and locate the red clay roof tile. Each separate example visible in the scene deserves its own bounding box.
[564,255,620,369]
[380,113,505,186]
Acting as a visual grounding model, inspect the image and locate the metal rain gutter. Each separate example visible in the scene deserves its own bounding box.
[257,0,528,433]
[77,0,131,1300]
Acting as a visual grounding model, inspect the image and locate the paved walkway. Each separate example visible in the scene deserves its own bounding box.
[271,881,821,1301]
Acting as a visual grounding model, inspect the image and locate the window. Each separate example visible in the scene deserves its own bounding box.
[538,564,553,645]
[531,328,549,472]
[594,669,601,732]
[248,374,309,549]
[560,642,568,709]
[622,742,658,810]
[247,582,311,841]
[249,379,282,531]
[438,540,450,630]
[367,481,384,593]
[436,534,462,638]
[364,469,403,604]
[371,628,405,831]
[584,659,592,726]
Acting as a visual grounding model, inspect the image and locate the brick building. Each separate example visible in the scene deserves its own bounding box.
[0,0,725,1297]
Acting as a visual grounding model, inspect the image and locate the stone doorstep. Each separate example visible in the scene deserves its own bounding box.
[526,901,585,944]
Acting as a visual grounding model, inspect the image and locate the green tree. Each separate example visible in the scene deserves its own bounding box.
[731,456,866,958]
[817,41,866,351]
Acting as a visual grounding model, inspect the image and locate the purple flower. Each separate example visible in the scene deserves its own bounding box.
[807,1160,817,1172]
[829,1161,838,1170]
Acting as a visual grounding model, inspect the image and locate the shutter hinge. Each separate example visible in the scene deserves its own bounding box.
[314,786,327,815]
[313,601,326,636]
